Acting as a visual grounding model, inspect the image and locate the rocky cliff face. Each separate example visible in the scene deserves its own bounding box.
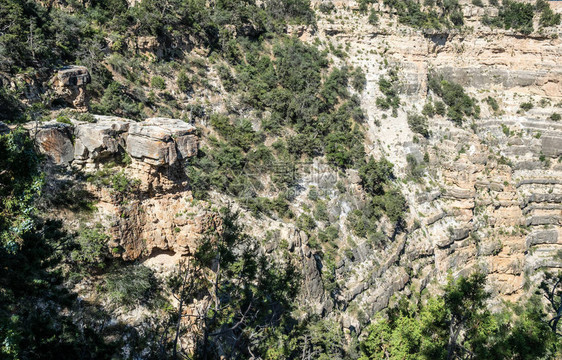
[25,0,562,337]
[296,0,562,320]
[30,116,219,262]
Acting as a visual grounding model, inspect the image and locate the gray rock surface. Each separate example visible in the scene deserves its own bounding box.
[127,118,197,166]
[29,116,197,168]
[50,66,91,111]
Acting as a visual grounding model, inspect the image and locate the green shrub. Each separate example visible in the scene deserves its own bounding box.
[318,2,335,14]
[297,213,316,231]
[520,102,533,111]
[347,209,377,238]
[537,0,561,27]
[550,113,561,121]
[105,265,159,308]
[351,67,367,92]
[428,75,477,124]
[472,0,484,7]
[450,11,464,26]
[485,96,500,112]
[376,70,400,110]
[71,226,109,270]
[406,154,424,180]
[318,226,339,242]
[498,0,534,34]
[111,172,140,194]
[91,82,144,120]
[151,76,166,90]
[422,102,435,118]
[368,9,379,25]
[314,201,330,222]
[407,113,429,137]
[501,123,511,137]
[177,71,191,93]
[308,186,319,201]
[265,0,316,25]
[56,114,72,124]
[434,101,446,115]
[217,64,237,92]
[359,157,395,195]
[373,188,407,225]
[210,114,260,152]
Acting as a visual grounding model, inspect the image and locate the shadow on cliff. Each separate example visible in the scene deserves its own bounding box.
[0,217,162,359]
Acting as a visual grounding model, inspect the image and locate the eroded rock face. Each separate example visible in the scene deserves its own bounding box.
[30,115,203,261]
[31,116,197,170]
[109,193,221,260]
[50,66,91,111]
[34,123,75,165]
[127,118,198,166]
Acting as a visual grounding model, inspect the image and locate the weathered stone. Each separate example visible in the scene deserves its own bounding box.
[541,136,562,157]
[346,169,361,184]
[525,215,561,226]
[425,211,445,226]
[444,187,475,199]
[127,118,197,166]
[34,123,74,165]
[74,119,131,161]
[526,230,559,248]
[50,66,91,111]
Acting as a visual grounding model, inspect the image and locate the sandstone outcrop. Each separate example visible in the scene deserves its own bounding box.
[50,66,91,111]
[31,116,197,169]
[30,115,204,261]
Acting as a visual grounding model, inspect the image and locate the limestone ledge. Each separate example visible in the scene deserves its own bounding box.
[28,115,198,168]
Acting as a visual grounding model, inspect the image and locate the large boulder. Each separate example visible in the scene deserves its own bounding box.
[73,116,132,163]
[34,122,75,165]
[126,118,197,166]
[50,66,91,111]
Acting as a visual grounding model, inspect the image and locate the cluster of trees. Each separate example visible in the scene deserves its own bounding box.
[360,272,562,360]
[0,0,316,122]
[347,157,407,244]
[380,0,465,29]
[376,68,401,116]
[482,0,560,34]
[428,74,479,125]
[188,37,372,211]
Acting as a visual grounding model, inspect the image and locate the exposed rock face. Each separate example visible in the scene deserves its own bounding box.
[127,118,198,166]
[50,66,91,111]
[32,116,197,169]
[126,36,163,58]
[109,193,221,260]
[31,116,201,260]
[34,123,75,165]
[73,117,131,164]
[266,0,562,328]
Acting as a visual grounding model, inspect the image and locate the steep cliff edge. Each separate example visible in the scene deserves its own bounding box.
[11,0,562,349]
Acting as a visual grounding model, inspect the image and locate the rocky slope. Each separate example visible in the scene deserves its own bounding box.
[19,0,562,341]
[301,0,562,319]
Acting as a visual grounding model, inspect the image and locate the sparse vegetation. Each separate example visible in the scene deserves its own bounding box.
[520,102,533,111]
[428,74,479,125]
[407,113,430,138]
